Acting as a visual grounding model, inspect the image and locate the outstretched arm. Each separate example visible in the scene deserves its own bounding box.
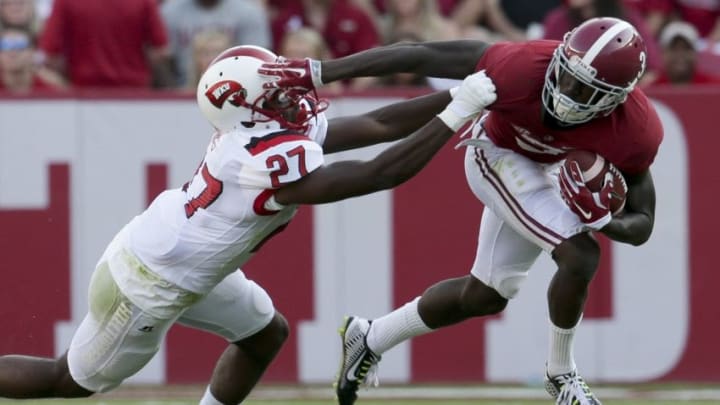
[275,118,455,204]
[274,70,496,205]
[259,40,490,93]
[321,40,489,82]
[323,90,452,154]
[600,169,656,245]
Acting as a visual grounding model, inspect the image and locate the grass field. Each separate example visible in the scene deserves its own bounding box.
[2,385,720,405]
[0,400,719,405]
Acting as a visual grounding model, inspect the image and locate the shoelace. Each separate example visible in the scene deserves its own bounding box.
[358,353,380,387]
[557,375,595,404]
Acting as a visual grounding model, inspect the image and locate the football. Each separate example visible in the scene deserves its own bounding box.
[563,150,627,215]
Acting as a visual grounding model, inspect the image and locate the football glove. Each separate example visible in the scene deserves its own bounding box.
[559,161,613,231]
[437,70,496,131]
[259,57,323,94]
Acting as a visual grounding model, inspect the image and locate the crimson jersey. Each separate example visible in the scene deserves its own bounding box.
[475,40,663,175]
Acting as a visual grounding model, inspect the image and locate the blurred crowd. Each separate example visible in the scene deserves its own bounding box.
[1,0,719,94]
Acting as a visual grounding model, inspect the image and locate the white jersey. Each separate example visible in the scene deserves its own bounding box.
[126,113,328,294]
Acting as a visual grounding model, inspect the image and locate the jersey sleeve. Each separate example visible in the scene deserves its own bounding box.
[474,41,558,109]
[307,111,329,146]
[612,93,664,175]
[618,116,663,175]
[239,132,324,189]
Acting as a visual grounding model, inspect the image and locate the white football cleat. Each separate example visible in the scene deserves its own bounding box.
[334,316,381,405]
[545,368,602,405]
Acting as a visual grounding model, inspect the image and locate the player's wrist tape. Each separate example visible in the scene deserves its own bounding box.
[437,108,469,132]
[309,59,323,87]
[586,212,612,230]
[437,101,476,131]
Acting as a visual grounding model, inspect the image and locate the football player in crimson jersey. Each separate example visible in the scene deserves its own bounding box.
[261,17,662,405]
[0,46,496,404]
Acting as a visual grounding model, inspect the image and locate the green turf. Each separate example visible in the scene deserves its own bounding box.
[0,400,718,405]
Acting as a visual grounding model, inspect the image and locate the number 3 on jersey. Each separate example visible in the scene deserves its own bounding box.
[183,163,223,218]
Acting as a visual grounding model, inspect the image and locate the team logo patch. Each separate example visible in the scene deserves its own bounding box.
[205,80,248,108]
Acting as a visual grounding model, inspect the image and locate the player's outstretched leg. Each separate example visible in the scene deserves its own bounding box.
[334,316,382,405]
[0,352,93,398]
[202,312,289,405]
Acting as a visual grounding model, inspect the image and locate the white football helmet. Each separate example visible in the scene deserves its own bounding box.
[197,45,323,133]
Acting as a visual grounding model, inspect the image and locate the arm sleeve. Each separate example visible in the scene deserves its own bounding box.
[617,107,663,175]
[307,112,329,146]
[475,41,554,108]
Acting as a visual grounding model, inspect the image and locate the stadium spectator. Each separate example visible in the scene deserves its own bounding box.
[278,26,330,60]
[651,20,720,84]
[378,0,461,43]
[542,0,662,82]
[0,26,63,92]
[368,0,460,17]
[271,0,379,59]
[38,0,173,88]
[34,0,53,23]
[493,0,561,35]
[161,0,271,88]
[277,26,343,93]
[0,0,39,32]
[450,0,527,42]
[0,44,495,405]
[623,0,672,38]
[186,29,232,89]
[670,0,720,41]
[262,16,661,405]
[272,0,380,90]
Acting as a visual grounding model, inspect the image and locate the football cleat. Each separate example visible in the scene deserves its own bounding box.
[334,316,381,405]
[545,369,602,405]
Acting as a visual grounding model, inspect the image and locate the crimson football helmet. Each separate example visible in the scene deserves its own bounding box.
[197,45,325,133]
[542,17,647,125]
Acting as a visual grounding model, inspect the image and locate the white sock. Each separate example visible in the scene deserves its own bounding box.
[366,297,432,355]
[199,386,225,405]
[546,318,579,377]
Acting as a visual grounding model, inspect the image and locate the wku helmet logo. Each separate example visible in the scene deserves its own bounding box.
[205,80,248,109]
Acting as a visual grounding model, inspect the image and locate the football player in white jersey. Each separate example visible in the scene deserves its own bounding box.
[0,46,496,404]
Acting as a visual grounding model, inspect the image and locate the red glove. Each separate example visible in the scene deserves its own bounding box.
[258,57,323,94]
[559,161,613,230]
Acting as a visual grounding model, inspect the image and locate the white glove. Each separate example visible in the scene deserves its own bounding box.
[437,70,496,131]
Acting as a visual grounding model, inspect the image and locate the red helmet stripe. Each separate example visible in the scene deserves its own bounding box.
[581,20,633,65]
[210,45,277,66]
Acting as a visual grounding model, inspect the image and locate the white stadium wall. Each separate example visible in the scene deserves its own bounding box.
[0,88,716,385]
